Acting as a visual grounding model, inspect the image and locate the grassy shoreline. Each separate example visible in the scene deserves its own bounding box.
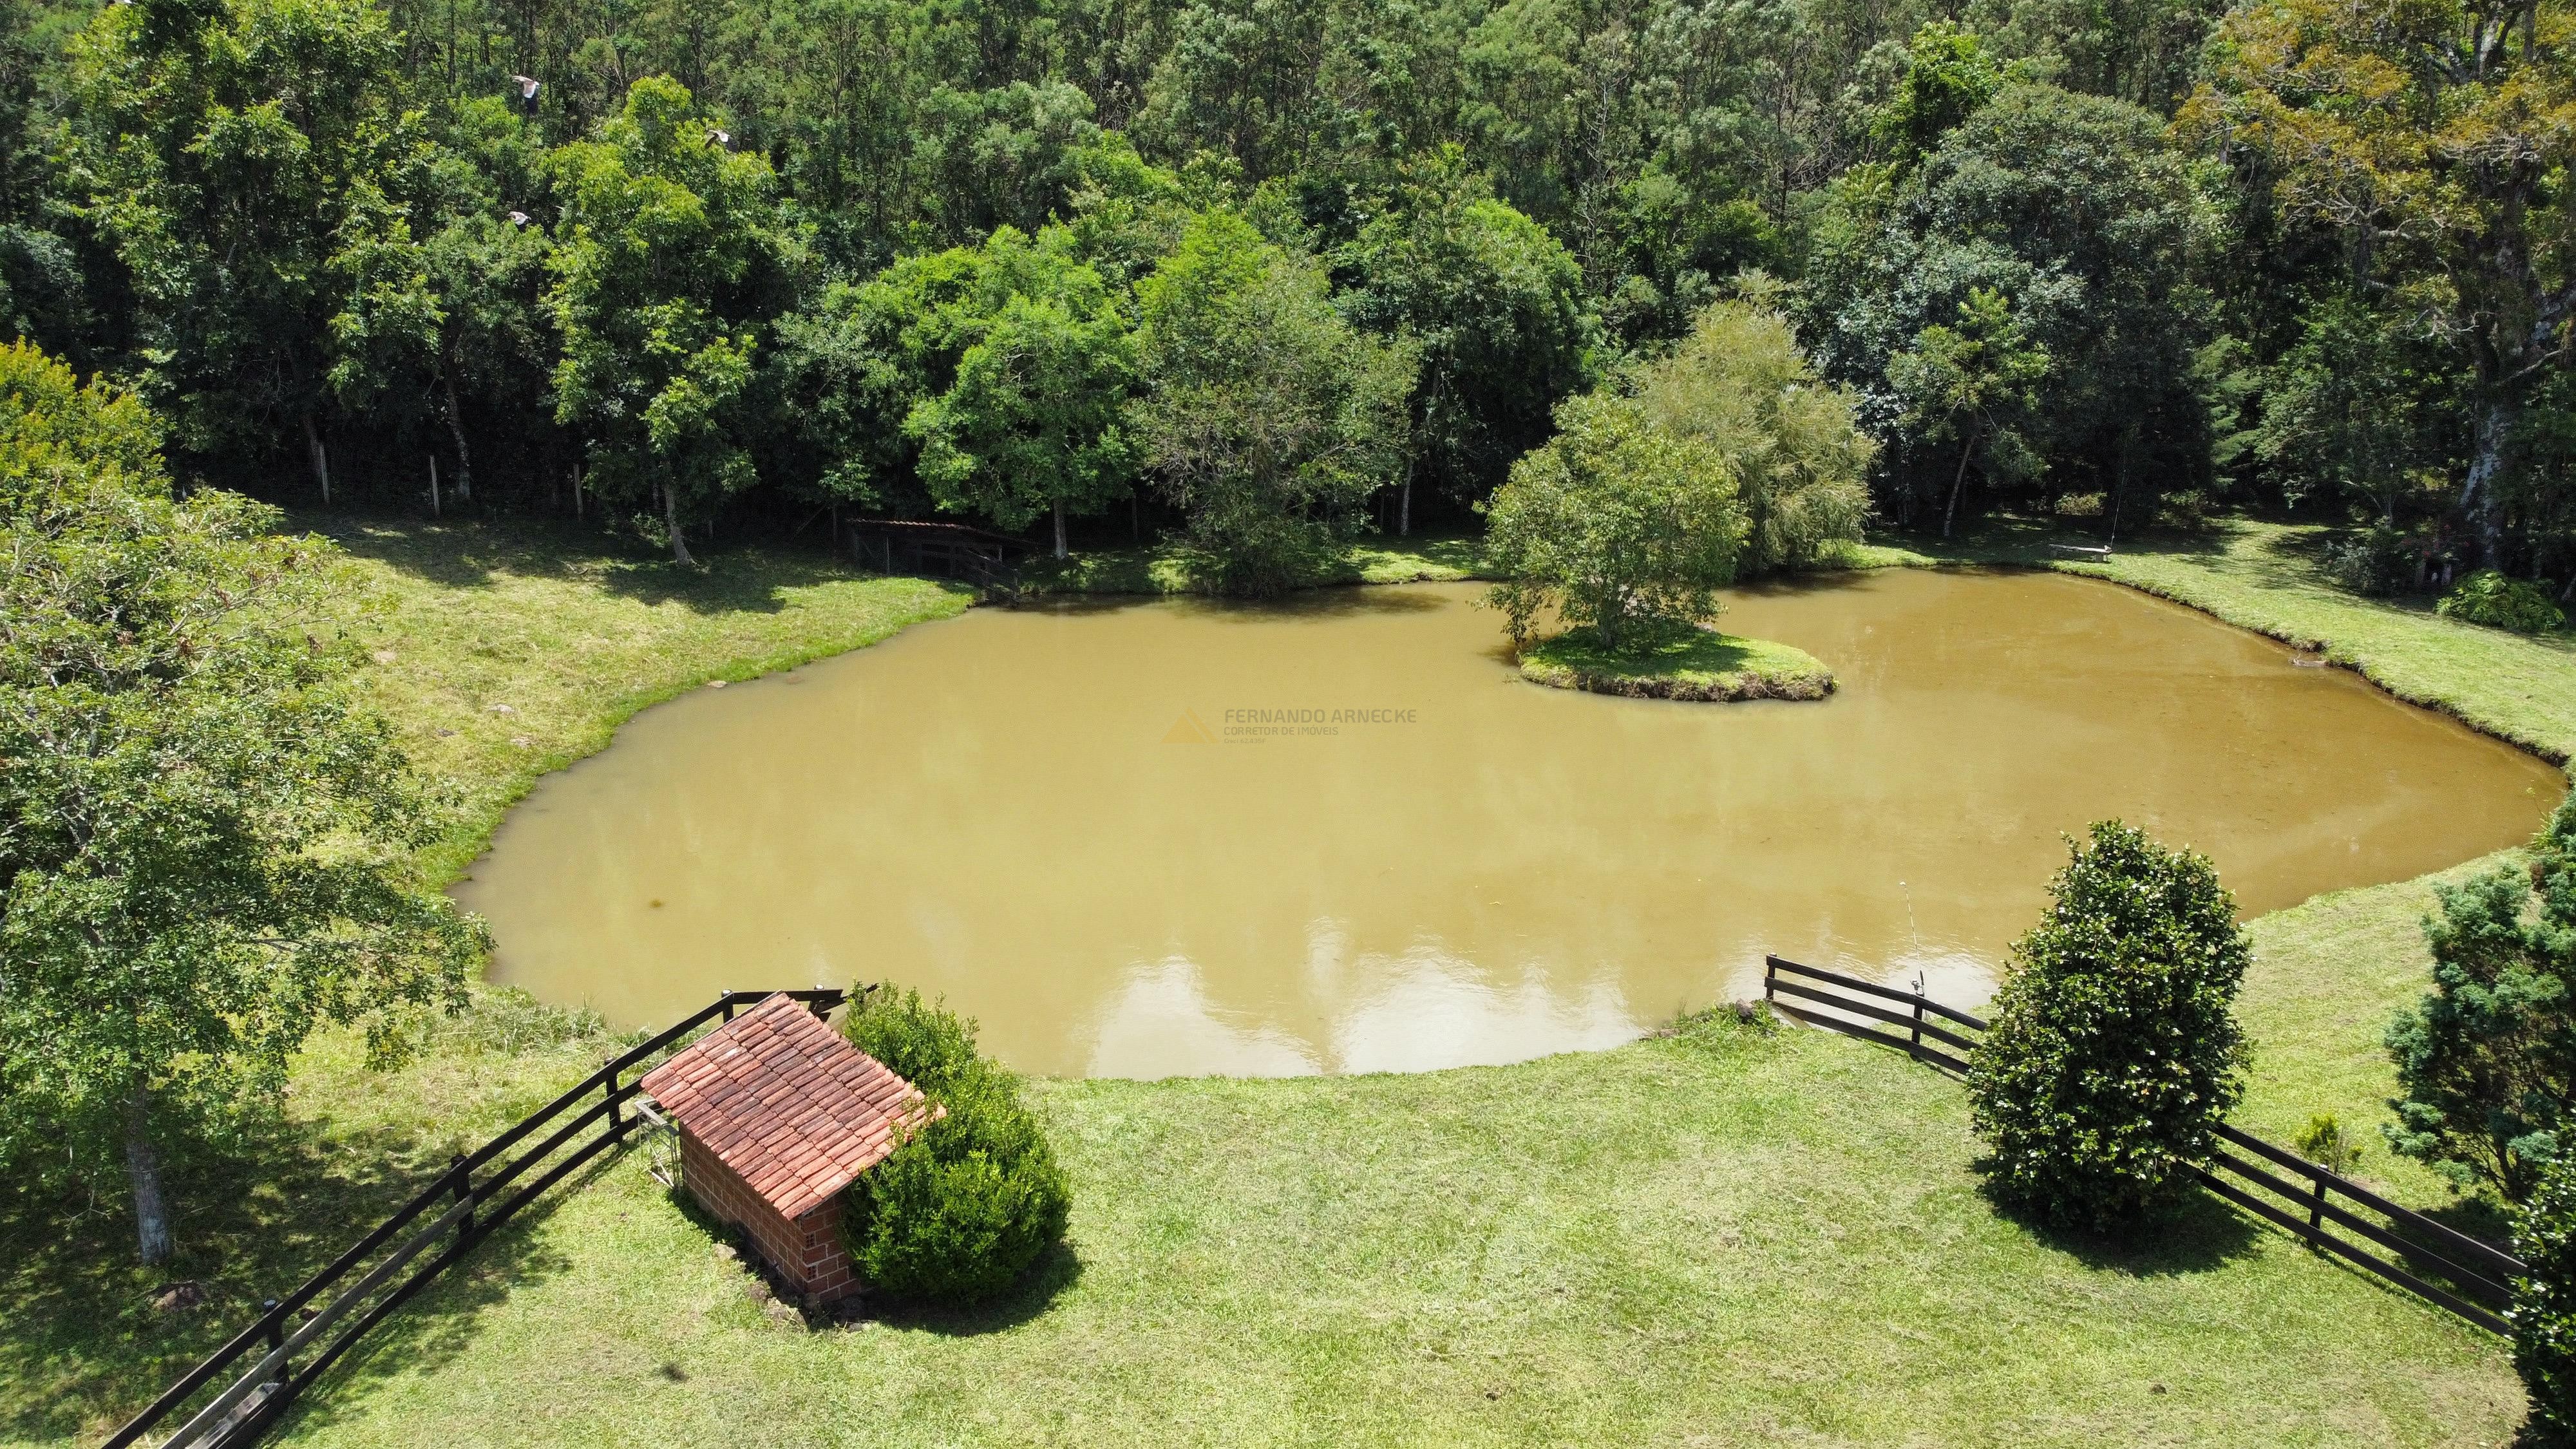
[5,509,2567,1446]
[1837,518,2576,765]
[1517,627,1836,701]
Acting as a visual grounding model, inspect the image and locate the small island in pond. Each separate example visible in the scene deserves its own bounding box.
[1517,627,1836,702]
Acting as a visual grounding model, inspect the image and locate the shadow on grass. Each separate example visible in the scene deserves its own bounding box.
[264,1157,621,1444]
[303,513,926,618]
[0,1104,599,1443]
[1980,1180,2264,1278]
[862,1240,1086,1338]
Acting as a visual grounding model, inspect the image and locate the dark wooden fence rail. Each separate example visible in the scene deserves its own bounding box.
[1761,954,2523,1335]
[105,987,848,1449]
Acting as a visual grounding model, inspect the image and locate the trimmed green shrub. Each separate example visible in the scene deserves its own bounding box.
[1965,820,2252,1232]
[838,983,1070,1305]
[2438,569,2566,633]
[2514,1154,2576,1440]
[844,1061,1071,1305]
[841,985,981,1094]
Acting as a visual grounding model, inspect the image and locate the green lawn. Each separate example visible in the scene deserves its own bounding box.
[1517,627,1836,701]
[3,511,2567,1447]
[1015,530,1488,597]
[281,1017,2519,1448]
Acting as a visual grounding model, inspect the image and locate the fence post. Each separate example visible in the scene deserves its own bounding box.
[606,1070,624,1137]
[1763,959,1775,1004]
[721,990,737,1023]
[261,1298,287,1385]
[2308,1173,2326,1235]
[450,1154,475,1241]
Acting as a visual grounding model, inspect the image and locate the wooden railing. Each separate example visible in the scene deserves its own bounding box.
[104,987,846,1449]
[1761,954,2522,1334]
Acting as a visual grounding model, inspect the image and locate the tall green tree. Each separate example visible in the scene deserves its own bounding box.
[1482,389,1745,649]
[1332,149,1596,530]
[0,343,480,1264]
[549,76,794,562]
[1629,292,1873,574]
[905,232,1137,556]
[1131,209,1412,594]
[64,0,442,495]
[1889,286,2051,538]
[2184,0,2576,568]
[1806,79,2209,531]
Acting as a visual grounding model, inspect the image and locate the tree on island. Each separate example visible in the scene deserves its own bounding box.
[1629,289,1873,576]
[1481,389,1745,651]
[0,344,482,1264]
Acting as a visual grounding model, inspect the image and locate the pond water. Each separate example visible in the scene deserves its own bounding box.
[459,569,2564,1078]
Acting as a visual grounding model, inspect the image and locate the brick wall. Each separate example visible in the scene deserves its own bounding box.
[679,1128,860,1305]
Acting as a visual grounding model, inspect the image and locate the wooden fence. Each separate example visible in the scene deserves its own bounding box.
[1761,954,2523,1334]
[103,987,848,1449]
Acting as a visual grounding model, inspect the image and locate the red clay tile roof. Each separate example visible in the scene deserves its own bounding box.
[639,993,927,1220]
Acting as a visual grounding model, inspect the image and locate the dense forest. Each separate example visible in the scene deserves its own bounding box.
[0,0,2566,586]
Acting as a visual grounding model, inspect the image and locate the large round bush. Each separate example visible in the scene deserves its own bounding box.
[845,1063,1071,1303]
[2439,569,2566,633]
[839,987,1070,1304]
[2517,1155,2576,1441]
[1965,820,2251,1232]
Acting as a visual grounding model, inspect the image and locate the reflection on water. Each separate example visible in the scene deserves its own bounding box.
[458,570,2564,1077]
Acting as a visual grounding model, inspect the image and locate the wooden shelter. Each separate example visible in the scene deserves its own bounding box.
[639,993,927,1304]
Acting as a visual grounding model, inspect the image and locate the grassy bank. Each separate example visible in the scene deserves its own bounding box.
[1517,627,1835,701]
[307,518,970,884]
[1015,531,1486,597]
[3,511,2566,1446]
[1858,516,2576,764]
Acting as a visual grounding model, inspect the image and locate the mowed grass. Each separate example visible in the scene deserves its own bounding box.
[1518,627,1837,701]
[4,509,2567,1446]
[275,1019,2519,1449]
[305,516,971,883]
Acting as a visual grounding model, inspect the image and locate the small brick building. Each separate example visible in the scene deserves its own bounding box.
[639,992,927,1305]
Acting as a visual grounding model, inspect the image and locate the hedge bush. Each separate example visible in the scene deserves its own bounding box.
[842,984,980,1093]
[2516,1155,2576,1441]
[839,987,1070,1304]
[1965,820,2251,1232]
[2438,569,2566,633]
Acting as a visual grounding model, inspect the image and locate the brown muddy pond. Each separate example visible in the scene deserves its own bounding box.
[459,569,2562,1078]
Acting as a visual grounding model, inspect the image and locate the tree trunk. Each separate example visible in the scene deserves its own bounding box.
[429,453,440,517]
[125,1087,173,1266]
[663,483,695,565]
[301,413,332,504]
[2460,397,2516,567]
[441,375,474,501]
[1399,456,1414,538]
[1941,427,1980,540]
[1053,500,1067,560]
